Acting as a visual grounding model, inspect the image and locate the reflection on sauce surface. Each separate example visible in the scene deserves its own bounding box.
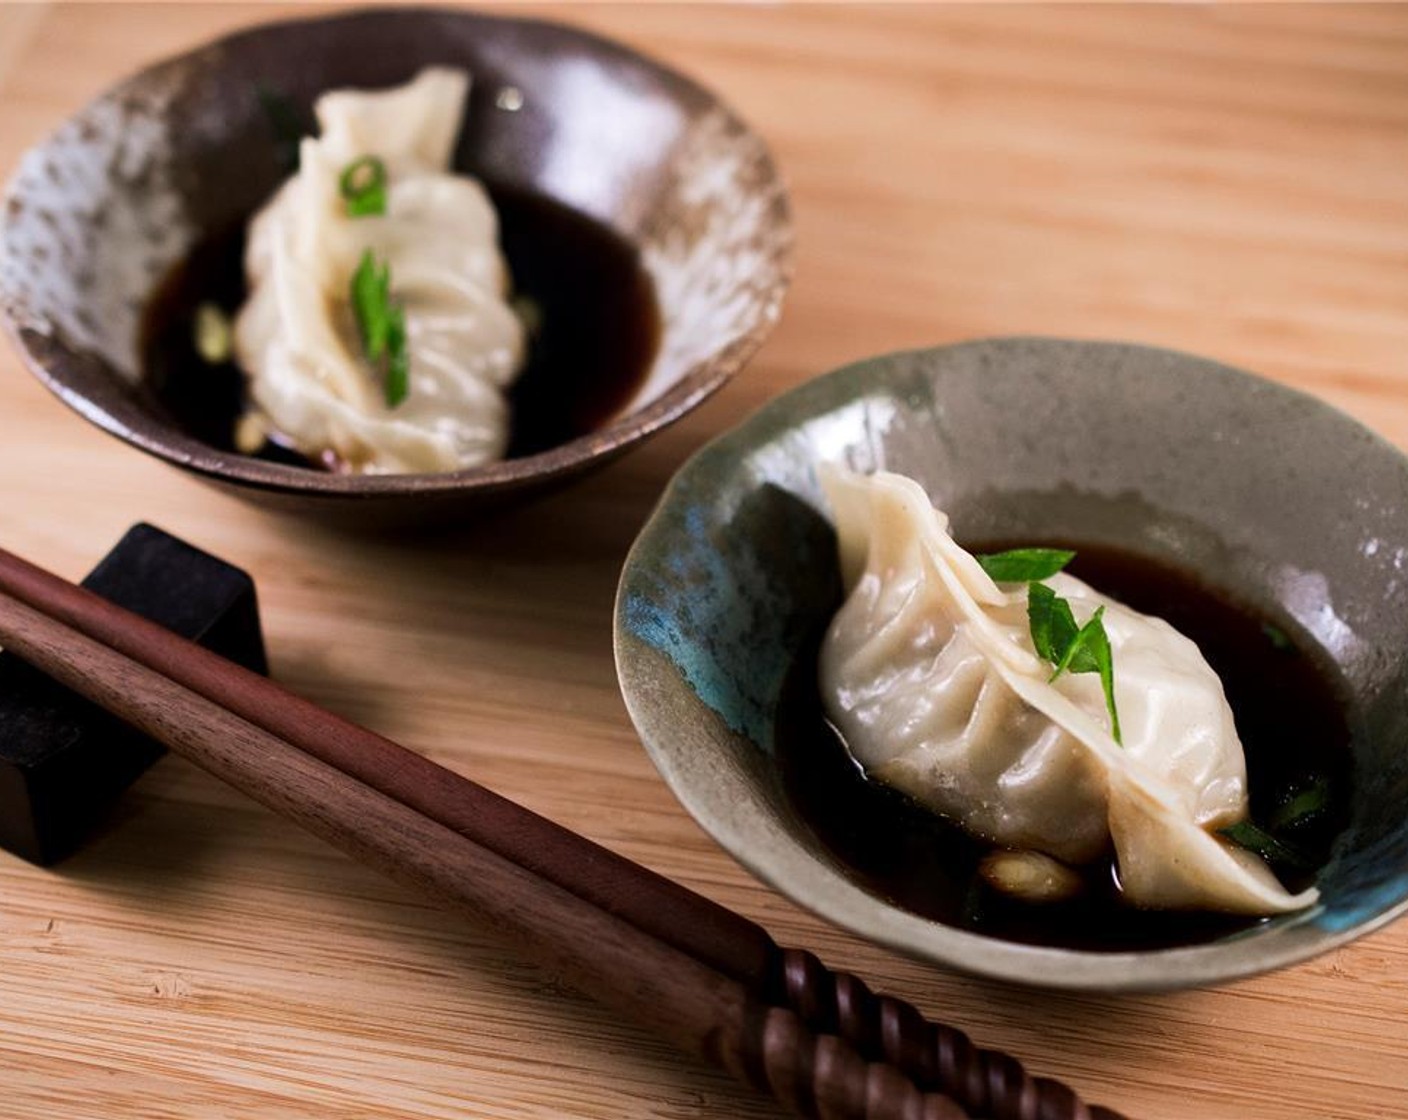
[777,543,1353,952]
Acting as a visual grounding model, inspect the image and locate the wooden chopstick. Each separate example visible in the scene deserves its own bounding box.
[0,541,771,970]
[0,544,1130,1120]
[0,579,969,1120]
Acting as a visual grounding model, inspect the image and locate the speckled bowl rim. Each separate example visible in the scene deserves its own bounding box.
[1,7,794,502]
[615,337,1408,992]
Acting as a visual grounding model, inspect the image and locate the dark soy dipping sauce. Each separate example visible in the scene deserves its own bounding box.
[776,544,1354,952]
[141,185,661,466]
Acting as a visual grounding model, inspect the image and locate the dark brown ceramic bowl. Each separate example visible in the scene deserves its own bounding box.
[0,7,792,526]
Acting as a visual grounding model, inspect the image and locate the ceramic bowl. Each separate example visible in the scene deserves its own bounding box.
[614,337,1408,991]
[0,8,792,526]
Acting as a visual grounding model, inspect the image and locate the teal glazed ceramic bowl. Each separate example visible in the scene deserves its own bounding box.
[614,337,1408,991]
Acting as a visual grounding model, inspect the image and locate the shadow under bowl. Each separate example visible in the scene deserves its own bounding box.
[0,6,792,527]
[614,336,1408,991]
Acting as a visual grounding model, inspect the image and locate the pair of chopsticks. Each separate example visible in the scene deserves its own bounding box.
[0,542,1128,1120]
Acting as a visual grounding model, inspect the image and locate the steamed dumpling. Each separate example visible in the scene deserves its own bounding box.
[234,68,526,473]
[819,465,1317,915]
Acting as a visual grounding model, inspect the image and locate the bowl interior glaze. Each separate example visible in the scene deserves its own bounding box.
[0,7,792,524]
[615,337,1408,991]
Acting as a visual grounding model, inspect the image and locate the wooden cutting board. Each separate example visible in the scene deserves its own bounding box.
[1,4,1405,1118]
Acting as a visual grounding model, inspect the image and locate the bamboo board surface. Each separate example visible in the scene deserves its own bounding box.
[1,4,1407,1119]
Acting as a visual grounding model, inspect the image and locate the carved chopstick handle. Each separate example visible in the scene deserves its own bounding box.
[0,582,965,1120]
[775,949,1130,1120]
[734,1002,969,1120]
[0,542,1124,1120]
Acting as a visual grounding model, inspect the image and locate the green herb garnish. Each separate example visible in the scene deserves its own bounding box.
[975,548,1075,583]
[351,250,392,356]
[982,548,1122,744]
[1219,819,1314,871]
[1220,779,1328,871]
[340,156,387,217]
[1074,607,1122,745]
[1049,604,1107,680]
[1271,781,1329,832]
[1027,581,1089,668]
[1262,622,1294,652]
[384,313,409,408]
[1042,602,1122,744]
[350,250,410,408]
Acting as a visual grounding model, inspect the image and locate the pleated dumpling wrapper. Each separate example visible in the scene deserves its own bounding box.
[235,68,526,473]
[818,465,1318,915]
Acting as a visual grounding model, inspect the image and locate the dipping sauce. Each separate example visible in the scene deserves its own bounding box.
[141,184,661,468]
[776,543,1353,952]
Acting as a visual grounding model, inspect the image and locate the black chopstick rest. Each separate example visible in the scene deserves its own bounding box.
[0,524,266,864]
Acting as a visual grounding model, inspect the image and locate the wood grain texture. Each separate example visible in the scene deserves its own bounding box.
[0,581,982,1120]
[2,4,1407,1119]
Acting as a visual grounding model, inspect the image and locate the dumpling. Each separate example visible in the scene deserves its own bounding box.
[818,465,1317,915]
[234,68,526,474]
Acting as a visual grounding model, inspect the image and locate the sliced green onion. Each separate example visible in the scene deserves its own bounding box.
[1219,819,1314,871]
[350,249,411,408]
[383,305,409,408]
[1271,782,1329,831]
[340,156,387,217]
[1262,622,1294,652]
